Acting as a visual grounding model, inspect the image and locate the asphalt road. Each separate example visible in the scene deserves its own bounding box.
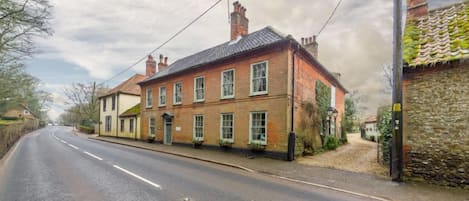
[0,126,375,201]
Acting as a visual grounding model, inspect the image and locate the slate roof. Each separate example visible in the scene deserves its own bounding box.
[403,2,469,67]
[119,103,140,117]
[101,74,147,97]
[141,26,287,82]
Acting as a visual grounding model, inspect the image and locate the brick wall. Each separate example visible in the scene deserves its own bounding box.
[403,61,469,188]
[140,48,290,153]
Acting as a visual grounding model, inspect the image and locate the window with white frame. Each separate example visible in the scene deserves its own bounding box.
[105,115,112,132]
[129,119,134,132]
[250,112,267,144]
[103,97,107,112]
[194,76,204,102]
[146,88,153,108]
[250,61,268,95]
[221,69,235,98]
[173,82,182,105]
[193,115,204,140]
[220,113,234,141]
[159,86,166,106]
[149,117,155,137]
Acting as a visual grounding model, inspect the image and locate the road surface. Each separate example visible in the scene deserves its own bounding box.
[0,126,376,201]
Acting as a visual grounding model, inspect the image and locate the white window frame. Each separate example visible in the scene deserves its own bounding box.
[173,82,182,105]
[331,86,336,107]
[149,117,156,137]
[249,111,267,145]
[250,61,269,96]
[193,115,204,140]
[193,76,205,102]
[221,69,235,99]
[105,115,112,132]
[220,113,234,142]
[146,88,153,108]
[159,86,166,106]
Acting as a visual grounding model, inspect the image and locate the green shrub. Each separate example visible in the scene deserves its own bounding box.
[1,116,20,121]
[323,136,339,150]
[78,124,94,134]
[377,106,392,164]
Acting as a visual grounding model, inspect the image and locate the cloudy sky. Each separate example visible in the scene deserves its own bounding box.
[25,0,460,120]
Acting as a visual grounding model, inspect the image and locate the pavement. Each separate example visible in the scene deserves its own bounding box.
[86,130,469,201]
[0,126,381,201]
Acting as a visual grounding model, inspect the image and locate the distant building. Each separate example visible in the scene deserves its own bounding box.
[364,116,378,141]
[138,1,347,159]
[98,71,150,138]
[1,103,39,129]
[403,0,468,187]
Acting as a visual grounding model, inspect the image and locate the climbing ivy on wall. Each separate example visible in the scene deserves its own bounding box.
[315,80,331,135]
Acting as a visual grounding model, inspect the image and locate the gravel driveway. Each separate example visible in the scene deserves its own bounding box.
[297,133,389,176]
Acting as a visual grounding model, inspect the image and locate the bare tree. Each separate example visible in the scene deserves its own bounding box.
[382,63,393,94]
[63,82,107,125]
[0,0,52,65]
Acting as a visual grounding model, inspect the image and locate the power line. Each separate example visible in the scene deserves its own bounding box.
[317,0,343,36]
[100,0,223,85]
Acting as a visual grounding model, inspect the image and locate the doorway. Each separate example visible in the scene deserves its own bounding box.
[164,118,172,145]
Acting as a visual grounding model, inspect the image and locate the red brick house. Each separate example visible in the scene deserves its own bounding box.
[403,0,468,187]
[138,1,347,159]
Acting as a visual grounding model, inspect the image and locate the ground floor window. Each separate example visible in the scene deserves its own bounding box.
[250,112,267,144]
[149,117,156,137]
[193,115,204,140]
[105,116,112,132]
[220,113,234,141]
[120,119,124,132]
[129,119,134,132]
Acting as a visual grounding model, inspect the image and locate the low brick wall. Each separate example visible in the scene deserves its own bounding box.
[0,120,38,158]
[403,62,469,188]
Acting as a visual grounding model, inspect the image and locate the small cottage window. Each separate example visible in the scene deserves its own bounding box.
[250,112,267,144]
[221,69,235,98]
[159,86,166,106]
[193,115,204,140]
[174,82,182,105]
[220,113,234,141]
[250,61,268,95]
[146,88,153,108]
[194,76,205,102]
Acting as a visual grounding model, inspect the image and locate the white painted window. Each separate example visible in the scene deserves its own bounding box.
[250,61,268,95]
[193,115,204,140]
[331,86,336,107]
[249,112,267,144]
[221,69,235,98]
[146,88,153,108]
[220,113,234,142]
[194,76,205,102]
[105,115,112,132]
[103,97,107,112]
[129,119,134,132]
[149,117,155,137]
[173,82,182,105]
[159,86,166,106]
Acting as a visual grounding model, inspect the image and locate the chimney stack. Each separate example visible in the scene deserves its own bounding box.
[145,55,156,77]
[302,35,319,58]
[230,1,249,40]
[158,54,169,72]
[407,0,428,19]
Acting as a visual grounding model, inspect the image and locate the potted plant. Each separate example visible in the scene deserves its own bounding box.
[192,138,203,148]
[147,134,155,143]
[249,141,266,152]
[219,139,233,148]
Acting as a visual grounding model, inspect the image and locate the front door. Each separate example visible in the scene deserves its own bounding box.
[164,118,172,145]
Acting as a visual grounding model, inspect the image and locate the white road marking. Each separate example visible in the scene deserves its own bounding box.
[113,165,162,189]
[60,140,67,144]
[68,144,79,150]
[83,151,103,161]
[270,175,390,201]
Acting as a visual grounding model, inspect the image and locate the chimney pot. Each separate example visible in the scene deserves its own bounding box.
[164,57,168,65]
[302,35,319,59]
[407,0,428,18]
[230,1,249,40]
[145,54,157,76]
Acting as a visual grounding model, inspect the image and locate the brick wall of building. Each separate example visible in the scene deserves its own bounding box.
[403,61,469,188]
[140,48,290,153]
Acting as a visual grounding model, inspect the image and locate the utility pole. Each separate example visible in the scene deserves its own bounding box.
[392,0,404,182]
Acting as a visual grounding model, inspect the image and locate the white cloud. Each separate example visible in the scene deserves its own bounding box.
[36,0,395,117]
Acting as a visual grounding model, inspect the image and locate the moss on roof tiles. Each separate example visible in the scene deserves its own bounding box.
[120,103,140,117]
[404,2,469,67]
